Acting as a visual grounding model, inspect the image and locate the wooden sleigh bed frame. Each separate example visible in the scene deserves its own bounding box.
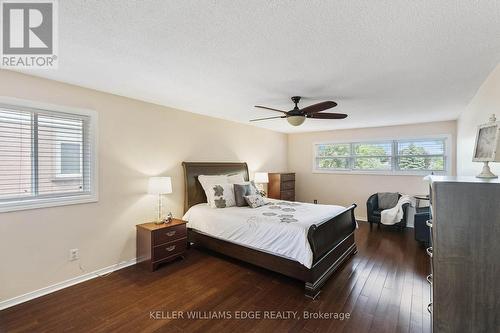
[182,162,357,299]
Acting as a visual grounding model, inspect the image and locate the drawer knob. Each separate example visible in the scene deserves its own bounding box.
[166,245,176,252]
[426,274,432,284]
[426,219,433,228]
[426,247,433,258]
[166,231,176,237]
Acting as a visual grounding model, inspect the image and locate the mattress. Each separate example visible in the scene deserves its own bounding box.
[182,199,346,268]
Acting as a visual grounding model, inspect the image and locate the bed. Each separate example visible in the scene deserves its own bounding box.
[182,162,357,299]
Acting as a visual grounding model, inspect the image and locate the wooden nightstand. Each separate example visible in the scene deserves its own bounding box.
[136,219,187,271]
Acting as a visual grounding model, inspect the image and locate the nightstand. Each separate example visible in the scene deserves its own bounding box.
[136,219,187,271]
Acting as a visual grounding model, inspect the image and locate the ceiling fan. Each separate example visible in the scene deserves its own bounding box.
[251,96,347,126]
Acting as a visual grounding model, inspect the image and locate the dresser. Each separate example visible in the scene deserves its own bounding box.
[136,219,187,271]
[268,172,295,201]
[428,176,500,332]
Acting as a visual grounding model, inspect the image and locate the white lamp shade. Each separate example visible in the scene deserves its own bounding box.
[148,177,172,194]
[254,172,269,184]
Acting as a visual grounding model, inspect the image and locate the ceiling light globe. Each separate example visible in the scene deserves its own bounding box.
[287,116,306,126]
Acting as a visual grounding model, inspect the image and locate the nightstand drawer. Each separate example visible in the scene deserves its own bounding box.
[153,224,187,245]
[153,238,186,261]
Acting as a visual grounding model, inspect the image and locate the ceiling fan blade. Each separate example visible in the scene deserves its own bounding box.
[306,112,347,119]
[254,105,288,114]
[249,116,286,122]
[300,101,337,114]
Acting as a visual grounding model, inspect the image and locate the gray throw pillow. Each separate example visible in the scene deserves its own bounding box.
[233,181,259,207]
[234,183,250,207]
[377,192,399,209]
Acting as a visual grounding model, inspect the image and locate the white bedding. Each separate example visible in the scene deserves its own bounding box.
[182,199,346,268]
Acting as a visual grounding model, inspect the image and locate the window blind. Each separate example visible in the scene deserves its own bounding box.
[0,104,94,206]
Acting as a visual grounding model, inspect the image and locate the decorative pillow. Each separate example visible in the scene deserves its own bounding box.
[198,175,228,203]
[227,173,245,184]
[244,194,267,208]
[234,183,251,207]
[377,192,399,210]
[207,183,236,208]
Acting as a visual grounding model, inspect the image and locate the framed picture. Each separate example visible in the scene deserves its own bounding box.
[473,121,500,162]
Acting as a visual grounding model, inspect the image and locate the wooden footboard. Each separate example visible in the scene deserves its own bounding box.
[304,204,357,298]
[308,204,357,262]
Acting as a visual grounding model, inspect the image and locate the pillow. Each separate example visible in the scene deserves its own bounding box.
[234,183,253,207]
[207,183,236,208]
[244,194,267,208]
[227,173,245,184]
[198,175,228,203]
[377,192,399,210]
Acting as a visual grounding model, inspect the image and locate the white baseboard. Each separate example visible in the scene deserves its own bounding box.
[0,258,137,311]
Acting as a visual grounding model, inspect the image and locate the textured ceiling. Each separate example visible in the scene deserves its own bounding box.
[18,1,500,133]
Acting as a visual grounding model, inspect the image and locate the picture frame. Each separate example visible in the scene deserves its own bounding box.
[473,120,500,162]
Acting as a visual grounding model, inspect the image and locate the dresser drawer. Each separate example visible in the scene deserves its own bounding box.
[281,180,295,190]
[153,238,186,262]
[153,224,187,245]
[281,173,295,182]
[281,190,295,201]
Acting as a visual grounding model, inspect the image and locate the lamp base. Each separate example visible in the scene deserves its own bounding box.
[477,162,498,179]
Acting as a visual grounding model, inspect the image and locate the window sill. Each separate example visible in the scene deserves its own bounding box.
[0,194,98,213]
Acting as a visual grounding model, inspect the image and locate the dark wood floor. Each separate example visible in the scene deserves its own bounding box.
[0,222,431,333]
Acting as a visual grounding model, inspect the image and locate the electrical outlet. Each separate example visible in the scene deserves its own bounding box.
[69,248,79,261]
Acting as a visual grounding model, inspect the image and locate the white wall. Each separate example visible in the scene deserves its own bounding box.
[0,70,288,301]
[288,121,457,221]
[457,63,500,176]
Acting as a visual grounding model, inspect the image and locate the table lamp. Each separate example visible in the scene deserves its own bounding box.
[148,176,172,224]
[254,172,269,196]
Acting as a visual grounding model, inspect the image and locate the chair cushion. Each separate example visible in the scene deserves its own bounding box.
[377,192,399,209]
[373,210,382,217]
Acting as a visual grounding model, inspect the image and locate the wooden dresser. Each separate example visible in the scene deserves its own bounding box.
[268,173,295,201]
[428,176,500,332]
[136,219,187,271]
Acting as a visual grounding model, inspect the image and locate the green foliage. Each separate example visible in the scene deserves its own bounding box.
[398,144,444,170]
[318,158,347,169]
[317,144,349,157]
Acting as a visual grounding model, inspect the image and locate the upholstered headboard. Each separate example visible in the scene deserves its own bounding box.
[182,162,249,213]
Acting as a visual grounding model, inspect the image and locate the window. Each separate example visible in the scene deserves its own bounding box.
[0,99,97,212]
[314,137,448,175]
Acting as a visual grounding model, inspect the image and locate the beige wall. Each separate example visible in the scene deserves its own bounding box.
[0,70,288,301]
[457,63,500,176]
[287,121,457,220]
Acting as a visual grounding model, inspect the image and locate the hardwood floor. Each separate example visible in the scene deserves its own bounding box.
[0,222,431,333]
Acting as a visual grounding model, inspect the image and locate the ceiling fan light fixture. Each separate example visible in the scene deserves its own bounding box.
[287,115,306,126]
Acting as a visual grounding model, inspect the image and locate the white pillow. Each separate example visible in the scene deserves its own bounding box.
[198,175,229,202]
[228,173,245,184]
[207,183,236,208]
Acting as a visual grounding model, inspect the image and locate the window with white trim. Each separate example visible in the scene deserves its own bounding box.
[0,101,97,212]
[314,137,448,174]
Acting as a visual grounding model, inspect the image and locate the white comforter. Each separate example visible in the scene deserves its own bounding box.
[182,199,346,268]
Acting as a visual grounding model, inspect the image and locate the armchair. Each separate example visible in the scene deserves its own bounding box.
[366,193,409,230]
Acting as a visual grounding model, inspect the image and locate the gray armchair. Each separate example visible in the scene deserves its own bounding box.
[366,193,409,230]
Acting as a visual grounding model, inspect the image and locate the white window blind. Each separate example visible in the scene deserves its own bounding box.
[0,102,97,211]
[314,137,448,175]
